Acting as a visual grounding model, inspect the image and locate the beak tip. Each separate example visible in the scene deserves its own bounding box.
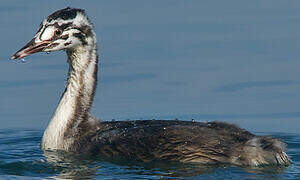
[11,55,17,60]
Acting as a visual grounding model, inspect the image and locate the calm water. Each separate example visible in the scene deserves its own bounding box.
[1,0,300,179]
[0,130,299,179]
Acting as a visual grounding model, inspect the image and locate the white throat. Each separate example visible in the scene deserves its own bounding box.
[42,42,98,150]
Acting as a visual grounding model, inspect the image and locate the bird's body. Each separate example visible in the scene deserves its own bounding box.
[12,7,290,166]
[55,119,289,166]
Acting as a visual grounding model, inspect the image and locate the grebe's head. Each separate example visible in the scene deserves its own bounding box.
[11,7,96,60]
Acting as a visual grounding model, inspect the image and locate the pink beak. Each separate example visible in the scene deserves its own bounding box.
[11,38,50,60]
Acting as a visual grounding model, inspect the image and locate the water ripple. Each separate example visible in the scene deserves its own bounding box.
[0,129,298,179]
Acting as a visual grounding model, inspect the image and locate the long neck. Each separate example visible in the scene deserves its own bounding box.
[42,43,98,150]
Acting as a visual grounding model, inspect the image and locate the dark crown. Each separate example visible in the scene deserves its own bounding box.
[47,7,85,22]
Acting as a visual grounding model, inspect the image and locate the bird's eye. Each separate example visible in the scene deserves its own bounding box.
[54,29,62,36]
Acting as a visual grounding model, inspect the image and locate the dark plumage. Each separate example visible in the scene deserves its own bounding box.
[47,7,83,21]
[71,120,290,166]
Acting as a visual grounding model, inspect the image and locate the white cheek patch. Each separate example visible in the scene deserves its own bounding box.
[40,26,55,41]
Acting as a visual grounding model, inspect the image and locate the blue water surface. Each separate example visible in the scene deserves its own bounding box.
[0,0,300,179]
[0,130,299,179]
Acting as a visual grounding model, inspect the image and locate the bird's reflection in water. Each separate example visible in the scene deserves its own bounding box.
[42,150,288,179]
[43,150,98,179]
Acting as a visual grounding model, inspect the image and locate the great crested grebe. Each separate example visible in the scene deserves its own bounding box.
[11,7,290,166]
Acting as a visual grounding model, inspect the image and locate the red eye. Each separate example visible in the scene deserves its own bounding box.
[54,29,62,36]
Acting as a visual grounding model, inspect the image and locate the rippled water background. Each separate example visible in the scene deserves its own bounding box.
[0,130,299,179]
[1,0,300,179]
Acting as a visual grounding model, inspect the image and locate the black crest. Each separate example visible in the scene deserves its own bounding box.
[47,7,85,21]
